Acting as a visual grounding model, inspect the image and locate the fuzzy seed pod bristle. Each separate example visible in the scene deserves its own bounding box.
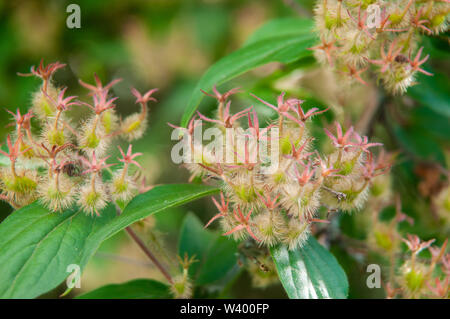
[100,109,119,135]
[170,274,192,299]
[78,179,108,216]
[78,116,110,156]
[31,85,58,120]
[252,210,284,247]
[110,170,137,202]
[399,261,428,298]
[281,219,311,250]
[120,113,147,141]
[1,62,152,216]
[38,175,76,212]
[0,168,38,207]
[311,0,448,94]
[175,89,389,250]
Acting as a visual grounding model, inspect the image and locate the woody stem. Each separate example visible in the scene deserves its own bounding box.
[92,114,99,132]
[10,160,17,178]
[278,115,284,137]
[91,173,96,192]
[355,180,369,193]
[124,226,173,284]
[120,163,129,181]
[336,148,343,164]
[139,102,147,121]
[42,80,48,94]
[54,110,62,130]
[218,101,224,122]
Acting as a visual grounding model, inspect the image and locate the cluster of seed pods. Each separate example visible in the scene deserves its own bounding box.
[173,86,391,249]
[0,61,156,215]
[311,0,449,94]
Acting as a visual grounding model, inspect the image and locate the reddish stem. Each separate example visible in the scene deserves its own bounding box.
[125,227,173,284]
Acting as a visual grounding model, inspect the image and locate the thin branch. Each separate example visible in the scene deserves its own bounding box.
[125,226,173,284]
[115,206,173,284]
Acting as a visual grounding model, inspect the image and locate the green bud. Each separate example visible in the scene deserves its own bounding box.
[404,268,425,293]
[47,129,65,146]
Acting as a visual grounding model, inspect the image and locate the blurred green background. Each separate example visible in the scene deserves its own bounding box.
[0,0,448,298]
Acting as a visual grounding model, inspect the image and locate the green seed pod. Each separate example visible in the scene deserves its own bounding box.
[32,86,58,121]
[120,113,147,141]
[399,261,428,297]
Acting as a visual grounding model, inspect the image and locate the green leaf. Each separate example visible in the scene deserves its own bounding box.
[196,236,238,285]
[410,106,450,141]
[392,122,446,166]
[180,18,317,127]
[0,184,219,298]
[178,213,215,277]
[76,279,171,299]
[105,184,219,238]
[178,213,238,286]
[244,18,314,46]
[0,203,116,299]
[270,236,349,299]
[407,72,450,118]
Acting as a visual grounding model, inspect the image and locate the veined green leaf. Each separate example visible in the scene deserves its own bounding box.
[0,203,116,299]
[270,236,349,299]
[76,279,171,299]
[0,184,219,298]
[180,18,317,127]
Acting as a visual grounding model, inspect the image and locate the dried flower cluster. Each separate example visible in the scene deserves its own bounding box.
[174,87,390,250]
[311,0,449,94]
[0,61,156,215]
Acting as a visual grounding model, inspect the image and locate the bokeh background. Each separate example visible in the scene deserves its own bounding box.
[0,0,448,298]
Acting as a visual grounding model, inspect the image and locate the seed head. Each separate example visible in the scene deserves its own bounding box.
[18,59,66,83]
[117,144,142,168]
[200,85,241,104]
[80,151,115,175]
[79,73,122,96]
